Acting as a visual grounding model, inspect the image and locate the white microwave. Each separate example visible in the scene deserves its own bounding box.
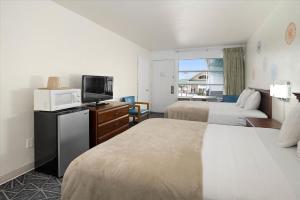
[34,89,81,111]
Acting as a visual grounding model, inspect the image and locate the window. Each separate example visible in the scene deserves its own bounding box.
[178,58,224,97]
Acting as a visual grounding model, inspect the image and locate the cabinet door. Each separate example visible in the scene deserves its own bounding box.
[57,109,89,177]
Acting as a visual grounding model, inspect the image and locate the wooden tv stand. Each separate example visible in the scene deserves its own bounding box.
[89,102,129,147]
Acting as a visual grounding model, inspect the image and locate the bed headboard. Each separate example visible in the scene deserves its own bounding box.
[293,93,300,102]
[250,88,272,118]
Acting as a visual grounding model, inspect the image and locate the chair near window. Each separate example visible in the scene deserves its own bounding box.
[222,95,239,103]
[121,96,150,123]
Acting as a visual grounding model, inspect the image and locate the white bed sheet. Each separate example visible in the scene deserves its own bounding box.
[203,124,300,200]
[208,102,267,126]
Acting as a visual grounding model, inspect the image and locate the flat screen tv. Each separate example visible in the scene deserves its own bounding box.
[82,75,113,105]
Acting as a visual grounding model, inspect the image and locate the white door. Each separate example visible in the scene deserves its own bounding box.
[151,60,177,112]
[137,56,150,102]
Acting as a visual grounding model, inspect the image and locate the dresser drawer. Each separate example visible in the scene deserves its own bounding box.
[97,115,129,137]
[97,124,129,144]
[97,106,129,124]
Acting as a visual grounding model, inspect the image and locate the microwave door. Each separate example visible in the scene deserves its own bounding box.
[53,93,73,111]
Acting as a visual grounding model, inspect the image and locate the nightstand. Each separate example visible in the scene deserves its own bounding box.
[246,117,282,129]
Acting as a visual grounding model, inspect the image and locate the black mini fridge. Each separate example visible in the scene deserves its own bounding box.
[34,107,89,177]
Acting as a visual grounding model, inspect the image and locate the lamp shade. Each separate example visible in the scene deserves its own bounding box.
[270,82,291,99]
[47,77,61,89]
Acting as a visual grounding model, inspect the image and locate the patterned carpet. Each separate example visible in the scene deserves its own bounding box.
[0,112,164,200]
[0,171,61,200]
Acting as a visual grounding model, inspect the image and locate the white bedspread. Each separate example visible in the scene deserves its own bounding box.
[208,102,267,126]
[203,124,300,200]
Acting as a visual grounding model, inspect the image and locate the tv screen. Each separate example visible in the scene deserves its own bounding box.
[82,75,113,103]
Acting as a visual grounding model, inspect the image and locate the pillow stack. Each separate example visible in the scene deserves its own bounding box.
[236,88,253,107]
[236,88,260,109]
[278,105,300,148]
[244,91,261,110]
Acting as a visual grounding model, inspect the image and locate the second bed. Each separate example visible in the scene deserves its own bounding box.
[165,101,268,126]
[165,89,271,126]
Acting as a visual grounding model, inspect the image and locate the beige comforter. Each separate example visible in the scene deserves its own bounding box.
[62,118,207,200]
[165,101,209,122]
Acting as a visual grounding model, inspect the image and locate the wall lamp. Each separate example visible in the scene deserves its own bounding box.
[270,81,291,101]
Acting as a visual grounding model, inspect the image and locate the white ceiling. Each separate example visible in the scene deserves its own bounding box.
[54,0,280,50]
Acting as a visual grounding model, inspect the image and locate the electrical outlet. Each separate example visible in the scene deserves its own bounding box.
[26,138,33,148]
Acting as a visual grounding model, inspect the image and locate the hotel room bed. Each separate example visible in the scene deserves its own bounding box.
[203,124,300,200]
[165,101,268,126]
[62,118,206,200]
[62,118,300,200]
[208,101,267,126]
[165,89,271,126]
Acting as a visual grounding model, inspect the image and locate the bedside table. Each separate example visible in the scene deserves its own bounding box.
[246,118,282,129]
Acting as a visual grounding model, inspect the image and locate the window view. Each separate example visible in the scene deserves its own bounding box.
[178,58,224,98]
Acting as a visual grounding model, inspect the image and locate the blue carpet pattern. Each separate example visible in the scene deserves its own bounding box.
[0,171,61,200]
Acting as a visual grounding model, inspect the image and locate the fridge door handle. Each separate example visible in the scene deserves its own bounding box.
[171,85,174,94]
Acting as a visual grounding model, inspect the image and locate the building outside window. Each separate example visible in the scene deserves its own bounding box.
[178,58,224,98]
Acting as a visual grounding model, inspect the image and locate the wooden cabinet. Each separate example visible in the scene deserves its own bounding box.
[89,102,129,147]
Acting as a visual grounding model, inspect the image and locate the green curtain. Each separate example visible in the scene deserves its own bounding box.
[223,47,245,96]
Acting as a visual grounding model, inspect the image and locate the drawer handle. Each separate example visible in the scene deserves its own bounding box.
[115,112,119,115]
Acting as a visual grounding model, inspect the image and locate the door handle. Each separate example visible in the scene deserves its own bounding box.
[171,85,174,94]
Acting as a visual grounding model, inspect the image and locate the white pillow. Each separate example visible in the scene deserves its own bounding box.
[236,88,251,106]
[278,105,300,147]
[297,141,300,158]
[244,91,261,110]
[236,88,254,108]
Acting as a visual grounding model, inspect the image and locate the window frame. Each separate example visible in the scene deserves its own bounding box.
[178,58,224,96]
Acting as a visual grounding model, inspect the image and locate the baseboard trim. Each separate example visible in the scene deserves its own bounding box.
[0,162,34,185]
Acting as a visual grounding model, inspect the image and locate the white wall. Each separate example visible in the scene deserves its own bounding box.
[246,1,300,122]
[0,0,150,183]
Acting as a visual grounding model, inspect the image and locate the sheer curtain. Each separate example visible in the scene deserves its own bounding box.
[223,47,245,95]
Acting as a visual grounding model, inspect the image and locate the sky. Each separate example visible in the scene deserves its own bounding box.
[179,59,224,80]
[179,59,208,80]
[179,59,208,71]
